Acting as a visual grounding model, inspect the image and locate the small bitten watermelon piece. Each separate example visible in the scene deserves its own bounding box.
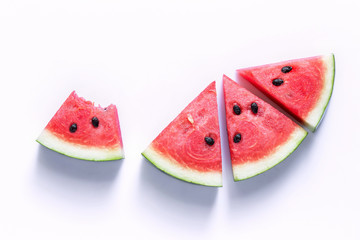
[142,82,222,187]
[237,54,335,132]
[37,91,124,161]
[223,76,307,181]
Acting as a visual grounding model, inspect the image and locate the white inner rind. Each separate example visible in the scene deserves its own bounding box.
[37,129,124,161]
[305,54,335,131]
[142,145,222,187]
[233,127,307,181]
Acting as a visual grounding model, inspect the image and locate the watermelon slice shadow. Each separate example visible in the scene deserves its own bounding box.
[138,156,218,207]
[35,144,123,189]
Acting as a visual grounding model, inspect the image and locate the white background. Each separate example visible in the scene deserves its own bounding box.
[1,1,359,239]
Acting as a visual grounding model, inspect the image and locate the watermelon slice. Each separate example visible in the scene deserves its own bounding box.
[223,75,307,181]
[37,91,124,161]
[237,54,335,132]
[142,82,222,187]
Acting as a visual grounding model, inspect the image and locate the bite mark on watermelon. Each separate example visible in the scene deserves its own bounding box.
[223,76,308,181]
[237,54,335,132]
[142,82,222,187]
[37,91,124,161]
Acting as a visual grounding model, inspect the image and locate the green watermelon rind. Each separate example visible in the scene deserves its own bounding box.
[305,54,335,132]
[37,129,125,161]
[232,127,308,181]
[142,145,222,187]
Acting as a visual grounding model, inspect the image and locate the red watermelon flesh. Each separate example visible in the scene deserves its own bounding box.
[142,82,222,186]
[237,54,335,132]
[223,75,307,180]
[37,91,124,161]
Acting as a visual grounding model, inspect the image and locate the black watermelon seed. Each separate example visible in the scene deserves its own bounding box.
[233,104,241,115]
[92,117,99,128]
[272,78,284,86]
[281,66,292,73]
[233,133,241,143]
[251,102,258,114]
[69,123,77,133]
[205,136,215,146]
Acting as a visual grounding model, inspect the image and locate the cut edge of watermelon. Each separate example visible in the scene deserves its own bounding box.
[232,127,308,181]
[305,53,335,132]
[142,145,223,187]
[37,129,125,161]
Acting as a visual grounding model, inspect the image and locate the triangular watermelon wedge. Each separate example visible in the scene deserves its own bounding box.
[37,91,124,161]
[237,54,335,132]
[142,82,222,187]
[223,75,307,181]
